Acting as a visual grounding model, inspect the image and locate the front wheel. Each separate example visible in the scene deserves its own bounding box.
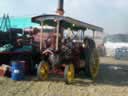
[64,64,75,84]
[37,61,49,80]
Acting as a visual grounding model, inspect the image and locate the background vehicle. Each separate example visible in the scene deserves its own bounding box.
[104,34,128,58]
[94,32,105,56]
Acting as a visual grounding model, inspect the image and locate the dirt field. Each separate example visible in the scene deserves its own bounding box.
[0,57,128,96]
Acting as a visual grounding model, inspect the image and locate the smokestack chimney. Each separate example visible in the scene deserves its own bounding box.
[56,0,64,16]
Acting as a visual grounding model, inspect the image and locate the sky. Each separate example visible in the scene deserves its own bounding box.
[0,0,128,34]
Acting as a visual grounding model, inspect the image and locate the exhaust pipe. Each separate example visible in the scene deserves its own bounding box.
[56,0,64,15]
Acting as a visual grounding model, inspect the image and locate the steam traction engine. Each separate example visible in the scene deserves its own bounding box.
[31,0,103,84]
[32,14,103,83]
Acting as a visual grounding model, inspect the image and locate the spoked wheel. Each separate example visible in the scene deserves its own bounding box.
[37,61,49,80]
[64,64,75,84]
[85,48,100,81]
[89,49,99,81]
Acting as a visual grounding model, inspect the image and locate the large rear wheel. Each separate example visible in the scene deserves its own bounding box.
[37,61,49,80]
[85,48,100,81]
[64,64,75,84]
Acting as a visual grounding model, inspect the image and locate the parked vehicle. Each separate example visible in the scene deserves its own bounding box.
[94,32,105,57]
[104,34,128,57]
[115,47,128,60]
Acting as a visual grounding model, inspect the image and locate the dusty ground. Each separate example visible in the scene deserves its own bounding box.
[0,57,128,96]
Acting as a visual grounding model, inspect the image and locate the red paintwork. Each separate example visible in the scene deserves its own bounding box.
[48,68,64,76]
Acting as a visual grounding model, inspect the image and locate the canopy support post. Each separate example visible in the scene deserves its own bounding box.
[40,22,44,51]
[92,30,95,39]
[56,20,60,51]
